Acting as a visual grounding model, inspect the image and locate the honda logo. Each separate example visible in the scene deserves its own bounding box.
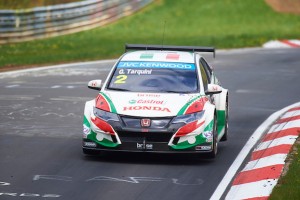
[141,118,151,127]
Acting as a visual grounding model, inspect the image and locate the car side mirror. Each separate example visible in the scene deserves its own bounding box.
[88,80,102,90]
[205,84,222,95]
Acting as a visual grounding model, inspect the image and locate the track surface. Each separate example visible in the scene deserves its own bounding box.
[0,48,299,200]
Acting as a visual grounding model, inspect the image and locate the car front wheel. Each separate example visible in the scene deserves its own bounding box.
[207,114,218,159]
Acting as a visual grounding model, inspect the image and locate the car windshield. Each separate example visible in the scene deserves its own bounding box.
[107,61,199,93]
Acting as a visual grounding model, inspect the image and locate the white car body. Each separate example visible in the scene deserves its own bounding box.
[82,44,228,158]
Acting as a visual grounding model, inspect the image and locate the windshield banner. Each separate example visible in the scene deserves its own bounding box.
[117,61,195,70]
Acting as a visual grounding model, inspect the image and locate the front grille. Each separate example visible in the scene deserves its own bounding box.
[121,116,172,129]
[117,131,174,143]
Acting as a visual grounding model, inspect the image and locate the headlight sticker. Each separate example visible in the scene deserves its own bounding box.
[202,131,213,142]
[83,124,90,136]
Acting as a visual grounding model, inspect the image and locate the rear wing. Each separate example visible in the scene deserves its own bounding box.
[125,44,215,57]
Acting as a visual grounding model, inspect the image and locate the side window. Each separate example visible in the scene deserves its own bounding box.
[199,62,208,91]
[200,58,212,83]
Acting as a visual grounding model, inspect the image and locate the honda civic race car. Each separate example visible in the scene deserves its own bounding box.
[82,44,228,158]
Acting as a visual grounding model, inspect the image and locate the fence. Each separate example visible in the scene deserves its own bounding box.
[0,0,153,44]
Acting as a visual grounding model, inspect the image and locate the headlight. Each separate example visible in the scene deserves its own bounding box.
[93,107,119,122]
[172,111,205,124]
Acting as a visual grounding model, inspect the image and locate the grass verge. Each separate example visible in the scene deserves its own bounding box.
[0,0,300,68]
[269,139,300,200]
[0,0,82,9]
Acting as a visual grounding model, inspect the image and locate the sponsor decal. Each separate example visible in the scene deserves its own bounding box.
[195,146,211,150]
[206,138,213,143]
[83,142,97,147]
[114,74,127,84]
[137,93,160,98]
[91,81,97,87]
[212,85,219,91]
[128,99,164,104]
[123,106,171,112]
[137,143,153,150]
[129,99,136,104]
[118,69,153,75]
[118,69,125,74]
[83,124,90,135]
[203,131,213,142]
[117,61,195,70]
[202,131,213,138]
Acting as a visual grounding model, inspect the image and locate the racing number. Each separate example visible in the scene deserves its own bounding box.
[114,75,127,84]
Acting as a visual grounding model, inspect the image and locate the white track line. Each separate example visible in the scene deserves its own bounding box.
[0,59,116,77]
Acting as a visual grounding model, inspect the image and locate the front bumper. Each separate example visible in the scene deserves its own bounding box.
[83,114,214,153]
[82,138,213,153]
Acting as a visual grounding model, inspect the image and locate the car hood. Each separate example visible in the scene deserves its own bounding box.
[101,91,201,117]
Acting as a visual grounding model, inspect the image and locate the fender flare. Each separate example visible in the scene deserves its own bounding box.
[215,88,228,111]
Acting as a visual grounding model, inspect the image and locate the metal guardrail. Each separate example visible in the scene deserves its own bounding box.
[0,0,153,44]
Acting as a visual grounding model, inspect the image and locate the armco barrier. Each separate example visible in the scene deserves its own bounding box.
[0,0,153,44]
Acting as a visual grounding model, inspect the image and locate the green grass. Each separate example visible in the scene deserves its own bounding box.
[0,0,82,9]
[269,142,300,200]
[0,0,300,68]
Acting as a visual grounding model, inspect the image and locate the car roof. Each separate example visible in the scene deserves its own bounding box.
[121,50,196,63]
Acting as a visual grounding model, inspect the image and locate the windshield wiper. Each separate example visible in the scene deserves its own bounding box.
[108,87,130,91]
[159,90,180,93]
[160,90,194,93]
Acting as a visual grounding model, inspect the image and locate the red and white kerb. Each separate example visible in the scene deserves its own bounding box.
[226,106,300,200]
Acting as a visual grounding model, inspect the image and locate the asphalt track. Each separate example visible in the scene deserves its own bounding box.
[0,48,299,200]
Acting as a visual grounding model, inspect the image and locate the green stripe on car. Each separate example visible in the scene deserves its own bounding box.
[100,92,117,113]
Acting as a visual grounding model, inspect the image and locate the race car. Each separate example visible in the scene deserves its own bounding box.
[82,44,228,158]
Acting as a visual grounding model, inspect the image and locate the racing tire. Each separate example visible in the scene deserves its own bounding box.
[207,114,218,159]
[220,97,229,142]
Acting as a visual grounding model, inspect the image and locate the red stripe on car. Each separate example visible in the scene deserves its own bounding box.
[185,97,208,114]
[175,120,205,137]
[96,94,110,112]
[91,117,115,135]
